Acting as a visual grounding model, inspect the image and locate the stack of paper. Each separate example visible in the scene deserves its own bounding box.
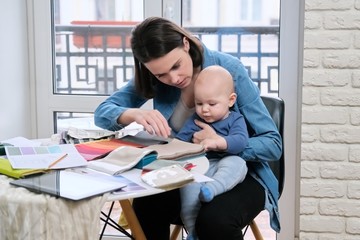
[0,136,88,179]
[10,169,127,200]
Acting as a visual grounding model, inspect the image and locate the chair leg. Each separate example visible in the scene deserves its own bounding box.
[170,225,183,240]
[119,199,146,240]
[249,220,264,240]
[172,221,264,240]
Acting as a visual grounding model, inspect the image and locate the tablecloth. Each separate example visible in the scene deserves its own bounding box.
[0,175,107,240]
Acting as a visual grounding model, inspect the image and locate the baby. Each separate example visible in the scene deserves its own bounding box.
[176,65,249,240]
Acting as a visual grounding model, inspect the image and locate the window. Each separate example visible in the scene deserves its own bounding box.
[47,0,281,135]
[182,0,279,96]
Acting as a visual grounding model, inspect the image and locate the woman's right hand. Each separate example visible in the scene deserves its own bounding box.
[119,108,171,138]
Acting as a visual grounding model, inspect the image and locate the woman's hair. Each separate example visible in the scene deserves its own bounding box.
[131,16,203,98]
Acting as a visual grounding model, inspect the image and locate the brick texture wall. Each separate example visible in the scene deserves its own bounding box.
[301,0,360,239]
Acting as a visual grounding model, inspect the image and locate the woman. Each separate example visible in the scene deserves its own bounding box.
[94,16,282,240]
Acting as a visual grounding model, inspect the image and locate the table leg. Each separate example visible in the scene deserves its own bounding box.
[119,199,147,240]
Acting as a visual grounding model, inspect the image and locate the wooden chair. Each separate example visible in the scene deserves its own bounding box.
[171,95,285,240]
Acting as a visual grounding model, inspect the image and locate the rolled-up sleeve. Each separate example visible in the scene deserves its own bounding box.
[94,80,147,131]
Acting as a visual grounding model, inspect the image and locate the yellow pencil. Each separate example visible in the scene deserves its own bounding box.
[48,153,68,169]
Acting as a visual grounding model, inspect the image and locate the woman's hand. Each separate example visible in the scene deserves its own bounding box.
[119,109,171,138]
[192,119,227,151]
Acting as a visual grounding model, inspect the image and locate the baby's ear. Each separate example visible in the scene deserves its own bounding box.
[228,93,237,107]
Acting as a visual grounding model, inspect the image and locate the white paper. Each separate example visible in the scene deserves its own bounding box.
[1,136,41,147]
[67,126,116,140]
[5,144,88,169]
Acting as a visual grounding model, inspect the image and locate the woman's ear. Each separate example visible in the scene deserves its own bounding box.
[183,37,190,52]
[228,93,237,107]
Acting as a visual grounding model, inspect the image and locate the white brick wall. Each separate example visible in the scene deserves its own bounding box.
[301,0,360,238]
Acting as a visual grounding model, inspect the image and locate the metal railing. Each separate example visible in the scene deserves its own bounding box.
[54,24,279,96]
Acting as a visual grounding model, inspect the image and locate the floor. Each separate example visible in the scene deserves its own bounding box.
[99,201,276,240]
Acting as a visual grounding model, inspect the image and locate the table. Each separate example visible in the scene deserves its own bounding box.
[0,169,160,240]
[0,170,160,240]
[101,156,210,240]
[0,157,209,240]
[0,174,107,240]
[101,168,165,240]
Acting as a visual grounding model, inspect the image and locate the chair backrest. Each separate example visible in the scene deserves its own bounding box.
[260,95,285,197]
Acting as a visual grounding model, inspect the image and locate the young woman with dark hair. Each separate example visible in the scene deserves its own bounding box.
[94,16,282,240]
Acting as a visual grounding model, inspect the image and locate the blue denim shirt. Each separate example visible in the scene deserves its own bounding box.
[94,43,282,232]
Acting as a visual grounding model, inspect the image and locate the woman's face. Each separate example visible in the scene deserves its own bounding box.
[144,38,194,89]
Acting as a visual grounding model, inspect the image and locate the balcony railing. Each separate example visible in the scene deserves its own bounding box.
[54,24,279,96]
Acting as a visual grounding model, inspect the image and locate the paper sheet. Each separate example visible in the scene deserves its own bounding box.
[5,144,88,169]
[1,136,41,147]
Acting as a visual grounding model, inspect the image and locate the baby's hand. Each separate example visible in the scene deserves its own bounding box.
[200,139,217,151]
[200,137,227,152]
[192,120,217,143]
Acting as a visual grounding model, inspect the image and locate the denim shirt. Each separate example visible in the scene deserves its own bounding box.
[94,43,282,232]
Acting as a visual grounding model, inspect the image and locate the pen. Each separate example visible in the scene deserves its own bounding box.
[48,153,68,169]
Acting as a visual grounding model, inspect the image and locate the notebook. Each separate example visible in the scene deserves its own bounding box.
[10,169,127,201]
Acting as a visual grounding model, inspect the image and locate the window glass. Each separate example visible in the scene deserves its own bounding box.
[55,112,94,133]
[182,0,280,96]
[53,0,143,95]
[53,0,144,133]
[241,0,249,21]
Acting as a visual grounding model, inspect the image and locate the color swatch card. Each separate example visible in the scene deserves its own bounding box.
[75,138,144,161]
[5,144,88,169]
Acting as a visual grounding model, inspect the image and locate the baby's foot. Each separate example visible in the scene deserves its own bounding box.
[186,233,197,240]
[199,185,214,202]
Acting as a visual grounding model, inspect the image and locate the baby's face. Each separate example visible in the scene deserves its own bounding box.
[194,78,232,123]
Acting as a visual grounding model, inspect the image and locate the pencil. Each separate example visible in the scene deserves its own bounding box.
[48,153,68,169]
